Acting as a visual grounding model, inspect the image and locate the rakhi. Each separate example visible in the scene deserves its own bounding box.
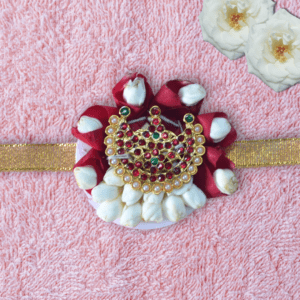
[1,73,300,229]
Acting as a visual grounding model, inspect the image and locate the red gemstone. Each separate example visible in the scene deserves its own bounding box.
[117,131,124,138]
[144,161,151,169]
[187,147,194,153]
[122,159,128,164]
[187,138,194,145]
[120,123,127,130]
[145,153,151,159]
[150,176,156,182]
[143,131,150,138]
[165,142,172,149]
[151,107,160,115]
[132,136,138,143]
[133,169,140,177]
[168,152,175,159]
[165,163,172,170]
[117,140,124,147]
[186,129,192,135]
[177,147,184,154]
[128,163,134,170]
[166,172,173,179]
[118,148,125,155]
[157,163,164,170]
[135,161,143,168]
[139,140,146,146]
[157,143,163,150]
[149,125,156,132]
[153,118,160,125]
[126,130,133,137]
[134,149,141,156]
[162,132,168,139]
[153,149,159,156]
[174,167,181,175]
[158,154,165,161]
[158,175,165,182]
[157,125,164,132]
[184,155,191,162]
[173,139,179,146]
[178,135,185,142]
[125,141,132,148]
[181,162,187,169]
[148,142,155,149]
[150,167,157,174]
[141,174,148,181]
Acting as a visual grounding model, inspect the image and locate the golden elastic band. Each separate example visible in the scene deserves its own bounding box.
[0,138,299,172]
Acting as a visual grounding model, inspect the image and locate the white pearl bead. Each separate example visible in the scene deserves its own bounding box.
[110,158,118,165]
[194,126,201,133]
[107,148,114,155]
[108,128,114,134]
[182,174,189,181]
[197,137,204,143]
[194,157,201,164]
[197,147,204,154]
[111,117,118,124]
[116,168,123,175]
[124,175,131,182]
[107,138,113,144]
[132,182,140,188]
[154,186,161,192]
[188,165,194,172]
[174,180,181,186]
[143,185,150,192]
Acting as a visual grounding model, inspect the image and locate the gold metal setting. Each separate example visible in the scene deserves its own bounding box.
[104,106,206,193]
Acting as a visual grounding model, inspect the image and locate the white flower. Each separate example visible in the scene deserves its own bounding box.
[143,192,164,204]
[182,185,207,209]
[178,84,206,106]
[199,0,275,60]
[142,202,163,223]
[122,184,143,205]
[77,116,102,133]
[162,195,186,222]
[74,166,97,190]
[120,203,142,227]
[246,9,300,92]
[103,167,125,186]
[210,118,232,143]
[213,169,238,195]
[96,197,124,222]
[123,77,146,106]
[91,182,121,202]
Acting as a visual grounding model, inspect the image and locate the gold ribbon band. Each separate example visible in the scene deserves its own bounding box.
[0,138,299,172]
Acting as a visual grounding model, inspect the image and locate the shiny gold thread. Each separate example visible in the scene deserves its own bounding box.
[0,138,300,172]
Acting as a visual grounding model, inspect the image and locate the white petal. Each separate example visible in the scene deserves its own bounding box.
[123,77,146,107]
[91,182,121,203]
[96,196,124,222]
[210,118,231,143]
[142,202,163,223]
[143,192,164,204]
[162,195,186,222]
[213,169,238,195]
[120,203,142,227]
[104,167,125,186]
[77,116,102,133]
[170,178,193,196]
[178,84,206,106]
[122,184,143,205]
[182,185,207,209]
[74,166,97,190]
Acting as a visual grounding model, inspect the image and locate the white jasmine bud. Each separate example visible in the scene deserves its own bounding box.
[182,185,207,209]
[77,116,103,133]
[210,117,232,143]
[143,192,164,204]
[91,182,121,203]
[74,166,97,190]
[178,83,206,106]
[213,169,238,195]
[104,167,125,186]
[170,178,193,196]
[142,202,163,223]
[122,184,143,205]
[96,196,124,222]
[120,203,142,227]
[162,195,186,222]
[123,77,146,106]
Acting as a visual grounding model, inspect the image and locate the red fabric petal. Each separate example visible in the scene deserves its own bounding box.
[71,105,119,151]
[73,148,109,195]
[193,146,235,198]
[196,112,237,148]
[152,80,204,120]
[112,73,154,120]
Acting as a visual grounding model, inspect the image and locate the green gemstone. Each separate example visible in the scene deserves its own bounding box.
[151,158,159,165]
[152,132,160,139]
[185,114,194,123]
[120,107,130,116]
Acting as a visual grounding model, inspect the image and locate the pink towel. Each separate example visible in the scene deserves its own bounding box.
[0,0,299,298]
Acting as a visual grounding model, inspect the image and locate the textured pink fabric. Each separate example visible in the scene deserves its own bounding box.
[1,0,300,299]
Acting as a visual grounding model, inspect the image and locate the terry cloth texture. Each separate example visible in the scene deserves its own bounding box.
[0,0,300,299]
